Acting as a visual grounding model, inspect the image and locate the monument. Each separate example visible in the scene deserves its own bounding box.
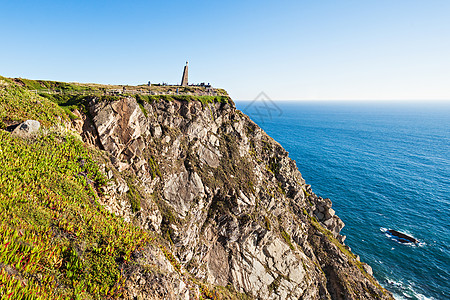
[181,61,188,86]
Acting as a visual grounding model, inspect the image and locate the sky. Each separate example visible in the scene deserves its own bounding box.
[1,0,450,101]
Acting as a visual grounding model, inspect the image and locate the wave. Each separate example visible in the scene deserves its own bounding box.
[384,278,435,300]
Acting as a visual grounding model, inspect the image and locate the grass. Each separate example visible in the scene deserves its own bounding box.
[280,229,295,251]
[159,246,181,273]
[147,156,162,179]
[264,216,271,231]
[0,76,68,127]
[0,131,151,299]
[0,76,233,125]
[268,276,281,294]
[9,76,232,105]
[126,180,142,213]
[38,93,124,115]
[267,156,281,176]
[135,94,231,106]
[11,78,96,93]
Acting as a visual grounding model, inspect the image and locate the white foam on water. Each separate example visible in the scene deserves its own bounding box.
[386,277,435,300]
[417,241,426,247]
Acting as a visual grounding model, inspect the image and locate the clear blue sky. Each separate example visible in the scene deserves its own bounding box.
[1,0,449,100]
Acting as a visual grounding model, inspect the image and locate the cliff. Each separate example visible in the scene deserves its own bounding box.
[0,77,393,299]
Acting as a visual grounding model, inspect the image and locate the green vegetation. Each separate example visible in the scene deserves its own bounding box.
[126,180,142,213]
[280,229,295,250]
[135,95,149,117]
[268,156,281,176]
[135,94,231,106]
[11,78,96,93]
[38,93,123,115]
[277,182,285,195]
[159,246,181,273]
[268,276,282,294]
[199,284,220,300]
[148,156,162,179]
[302,188,310,197]
[264,216,271,231]
[0,76,68,127]
[1,76,233,122]
[0,131,151,299]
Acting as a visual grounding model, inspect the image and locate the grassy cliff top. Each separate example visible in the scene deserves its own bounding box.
[7,76,229,97]
[0,75,233,128]
[0,76,69,128]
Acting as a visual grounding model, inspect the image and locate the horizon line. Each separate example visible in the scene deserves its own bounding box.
[234,98,450,102]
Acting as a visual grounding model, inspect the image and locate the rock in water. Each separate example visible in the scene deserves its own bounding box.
[11,120,40,138]
[387,229,418,243]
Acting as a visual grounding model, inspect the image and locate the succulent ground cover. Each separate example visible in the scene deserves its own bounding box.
[0,76,68,129]
[0,79,151,299]
[0,132,151,299]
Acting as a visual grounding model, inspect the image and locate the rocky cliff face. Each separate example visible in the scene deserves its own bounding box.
[73,96,392,299]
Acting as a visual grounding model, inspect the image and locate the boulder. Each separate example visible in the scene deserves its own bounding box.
[387,229,418,243]
[338,235,346,244]
[362,263,373,276]
[323,218,334,227]
[11,120,40,138]
[163,171,205,217]
[325,208,335,219]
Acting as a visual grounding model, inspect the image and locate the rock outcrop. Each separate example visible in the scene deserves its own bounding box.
[10,120,40,138]
[72,96,393,299]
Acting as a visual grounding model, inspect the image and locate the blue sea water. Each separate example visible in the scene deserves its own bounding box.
[235,100,450,300]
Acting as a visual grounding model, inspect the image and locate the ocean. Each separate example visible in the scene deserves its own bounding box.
[235,100,450,300]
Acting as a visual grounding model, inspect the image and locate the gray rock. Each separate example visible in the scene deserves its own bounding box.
[11,120,40,137]
[315,212,325,221]
[91,97,148,165]
[325,208,335,219]
[197,142,220,168]
[151,125,162,138]
[163,171,205,217]
[323,218,334,227]
[362,263,373,276]
[338,235,347,244]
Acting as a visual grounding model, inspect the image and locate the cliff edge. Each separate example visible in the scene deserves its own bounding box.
[0,77,393,299]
